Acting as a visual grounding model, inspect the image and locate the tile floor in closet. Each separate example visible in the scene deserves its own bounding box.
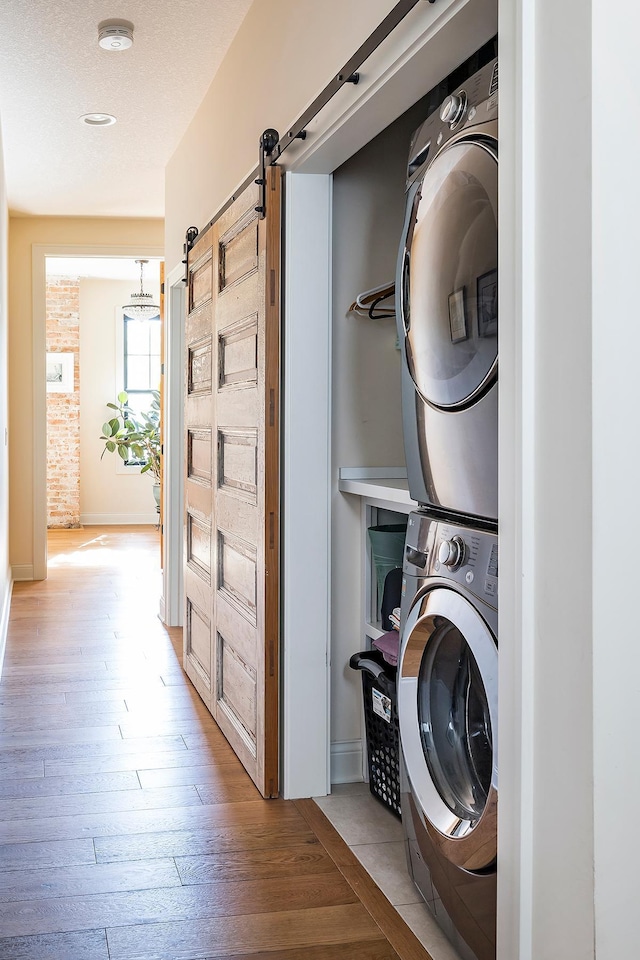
[314,784,460,960]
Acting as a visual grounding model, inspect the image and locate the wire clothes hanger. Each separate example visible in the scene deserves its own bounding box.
[348,281,396,320]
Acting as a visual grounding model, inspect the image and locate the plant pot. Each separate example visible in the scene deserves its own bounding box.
[152,483,160,515]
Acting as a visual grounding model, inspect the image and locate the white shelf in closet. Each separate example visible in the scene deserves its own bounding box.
[338,475,417,515]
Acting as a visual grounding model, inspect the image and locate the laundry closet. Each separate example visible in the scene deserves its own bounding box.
[307,27,499,958]
[328,37,496,783]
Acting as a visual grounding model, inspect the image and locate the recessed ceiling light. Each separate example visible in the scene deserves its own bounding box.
[98,20,134,51]
[80,113,117,126]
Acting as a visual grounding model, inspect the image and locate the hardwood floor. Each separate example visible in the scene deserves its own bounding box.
[0,526,430,960]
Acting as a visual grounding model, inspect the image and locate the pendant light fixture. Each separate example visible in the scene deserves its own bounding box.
[123,260,159,320]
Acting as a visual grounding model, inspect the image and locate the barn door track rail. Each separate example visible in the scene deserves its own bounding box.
[271,0,435,165]
[186,0,435,239]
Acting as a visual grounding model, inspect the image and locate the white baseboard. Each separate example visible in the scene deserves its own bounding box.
[0,569,13,679]
[11,564,34,582]
[79,514,158,526]
[330,739,365,784]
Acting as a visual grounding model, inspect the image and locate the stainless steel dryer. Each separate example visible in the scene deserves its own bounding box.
[398,511,497,960]
[397,58,498,524]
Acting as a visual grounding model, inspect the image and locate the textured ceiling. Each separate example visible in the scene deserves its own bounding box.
[0,0,253,217]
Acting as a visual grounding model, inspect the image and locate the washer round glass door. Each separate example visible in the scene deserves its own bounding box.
[398,586,498,870]
[401,134,498,409]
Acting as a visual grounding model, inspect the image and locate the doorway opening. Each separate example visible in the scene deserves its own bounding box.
[31,245,182,630]
[44,256,162,533]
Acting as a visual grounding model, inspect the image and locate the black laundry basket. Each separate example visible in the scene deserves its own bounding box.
[350,648,401,819]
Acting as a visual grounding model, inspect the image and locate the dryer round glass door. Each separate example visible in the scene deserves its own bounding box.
[401,136,498,409]
[398,586,498,871]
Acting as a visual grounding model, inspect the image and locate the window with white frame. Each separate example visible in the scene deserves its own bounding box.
[115,309,161,472]
[123,312,161,421]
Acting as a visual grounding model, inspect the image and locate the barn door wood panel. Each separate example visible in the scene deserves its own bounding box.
[184,227,216,711]
[184,166,281,798]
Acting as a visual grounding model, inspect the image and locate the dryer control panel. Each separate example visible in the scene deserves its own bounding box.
[406,56,498,188]
[404,512,498,606]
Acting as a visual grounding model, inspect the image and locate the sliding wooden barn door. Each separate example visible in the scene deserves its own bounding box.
[184,167,281,798]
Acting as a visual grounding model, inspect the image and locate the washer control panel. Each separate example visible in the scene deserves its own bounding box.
[404,512,498,606]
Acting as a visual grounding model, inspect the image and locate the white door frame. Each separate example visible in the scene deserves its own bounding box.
[161,264,185,626]
[32,243,163,580]
[281,173,333,799]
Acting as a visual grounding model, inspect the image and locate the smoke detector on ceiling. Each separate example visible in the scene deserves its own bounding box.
[98,20,134,51]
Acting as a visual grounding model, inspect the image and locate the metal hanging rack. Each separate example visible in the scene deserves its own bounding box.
[349,282,396,320]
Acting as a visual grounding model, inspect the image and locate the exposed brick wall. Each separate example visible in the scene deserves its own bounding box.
[46,277,80,528]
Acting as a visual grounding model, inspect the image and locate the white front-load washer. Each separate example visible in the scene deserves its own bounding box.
[398,511,498,960]
[397,58,498,525]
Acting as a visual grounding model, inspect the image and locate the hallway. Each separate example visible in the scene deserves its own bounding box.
[0,527,426,960]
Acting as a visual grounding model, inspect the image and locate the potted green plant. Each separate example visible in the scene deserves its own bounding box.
[99,390,161,509]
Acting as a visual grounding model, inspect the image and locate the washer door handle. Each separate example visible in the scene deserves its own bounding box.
[405,545,427,568]
[401,248,411,334]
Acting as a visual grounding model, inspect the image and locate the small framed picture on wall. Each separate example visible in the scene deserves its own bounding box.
[46,352,74,393]
[448,288,467,343]
[477,269,498,338]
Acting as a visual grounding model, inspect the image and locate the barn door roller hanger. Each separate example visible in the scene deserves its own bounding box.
[255,129,281,218]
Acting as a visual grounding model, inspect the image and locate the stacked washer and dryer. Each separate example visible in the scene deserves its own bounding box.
[395,57,499,960]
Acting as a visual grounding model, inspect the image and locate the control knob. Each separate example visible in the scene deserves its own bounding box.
[438,536,465,571]
[440,92,466,127]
